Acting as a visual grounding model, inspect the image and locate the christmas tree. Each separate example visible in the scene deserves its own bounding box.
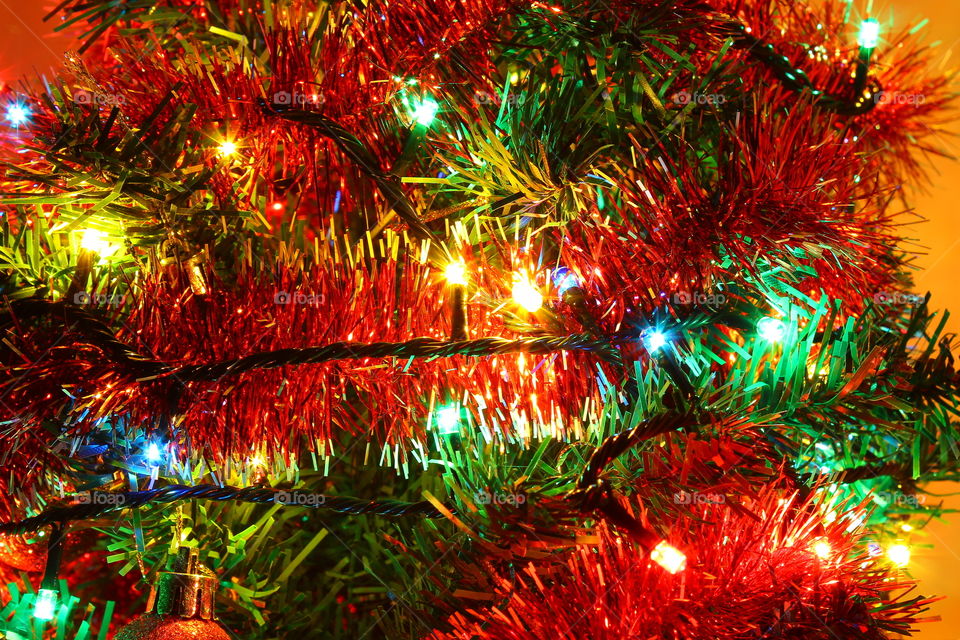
[0,0,957,637]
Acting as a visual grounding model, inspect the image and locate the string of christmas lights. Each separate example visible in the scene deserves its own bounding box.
[0,486,450,536]
[0,0,955,637]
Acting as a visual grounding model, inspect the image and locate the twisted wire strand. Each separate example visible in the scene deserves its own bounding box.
[726,22,880,116]
[0,485,450,535]
[567,413,695,549]
[6,300,619,383]
[167,334,611,381]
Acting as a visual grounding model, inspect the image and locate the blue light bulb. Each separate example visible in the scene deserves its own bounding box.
[145,442,163,464]
[643,330,667,352]
[5,103,30,126]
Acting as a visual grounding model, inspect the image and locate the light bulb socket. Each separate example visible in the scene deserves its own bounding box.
[147,548,218,620]
[450,285,468,342]
[40,525,67,591]
[65,251,95,305]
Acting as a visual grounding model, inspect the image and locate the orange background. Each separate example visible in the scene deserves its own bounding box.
[883,2,960,636]
[1,0,958,637]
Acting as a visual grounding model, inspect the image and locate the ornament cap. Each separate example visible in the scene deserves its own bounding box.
[147,548,218,620]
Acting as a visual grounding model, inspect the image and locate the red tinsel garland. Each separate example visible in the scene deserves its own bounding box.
[429,487,936,640]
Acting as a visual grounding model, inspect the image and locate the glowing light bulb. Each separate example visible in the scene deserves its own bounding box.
[410,97,439,126]
[811,539,831,560]
[5,103,30,126]
[444,261,468,285]
[886,543,910,567]
[643,330,667,352]
[218,140,238,156]
[552,267,580,296]
[80,229,119,257]
[512,274,543,312]
[807,361,829,377]
[33,588,58,620]
[434,404,462,435]
[650,540,686,574]
[145,442,163,464]
[900,523,913,532]
[858,18,880,49]
[757,317,785,342]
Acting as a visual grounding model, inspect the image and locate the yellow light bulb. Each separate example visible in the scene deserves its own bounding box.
[512,274,542,312]
[886,543,910,567]
[80,229,118,257]
[650,540,686,574]
[811,539,831,560]
[807,361,829,377]
[444,261,468,285]
[218,140,238,156]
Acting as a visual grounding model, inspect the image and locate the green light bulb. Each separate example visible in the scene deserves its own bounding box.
[858,18,880,49]
[33,588,58,621]
[434,404,461,435]
[757,317,786,342]
[411,98,439,126]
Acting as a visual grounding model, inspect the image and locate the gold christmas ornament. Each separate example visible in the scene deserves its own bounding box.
[114,548,230,640]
